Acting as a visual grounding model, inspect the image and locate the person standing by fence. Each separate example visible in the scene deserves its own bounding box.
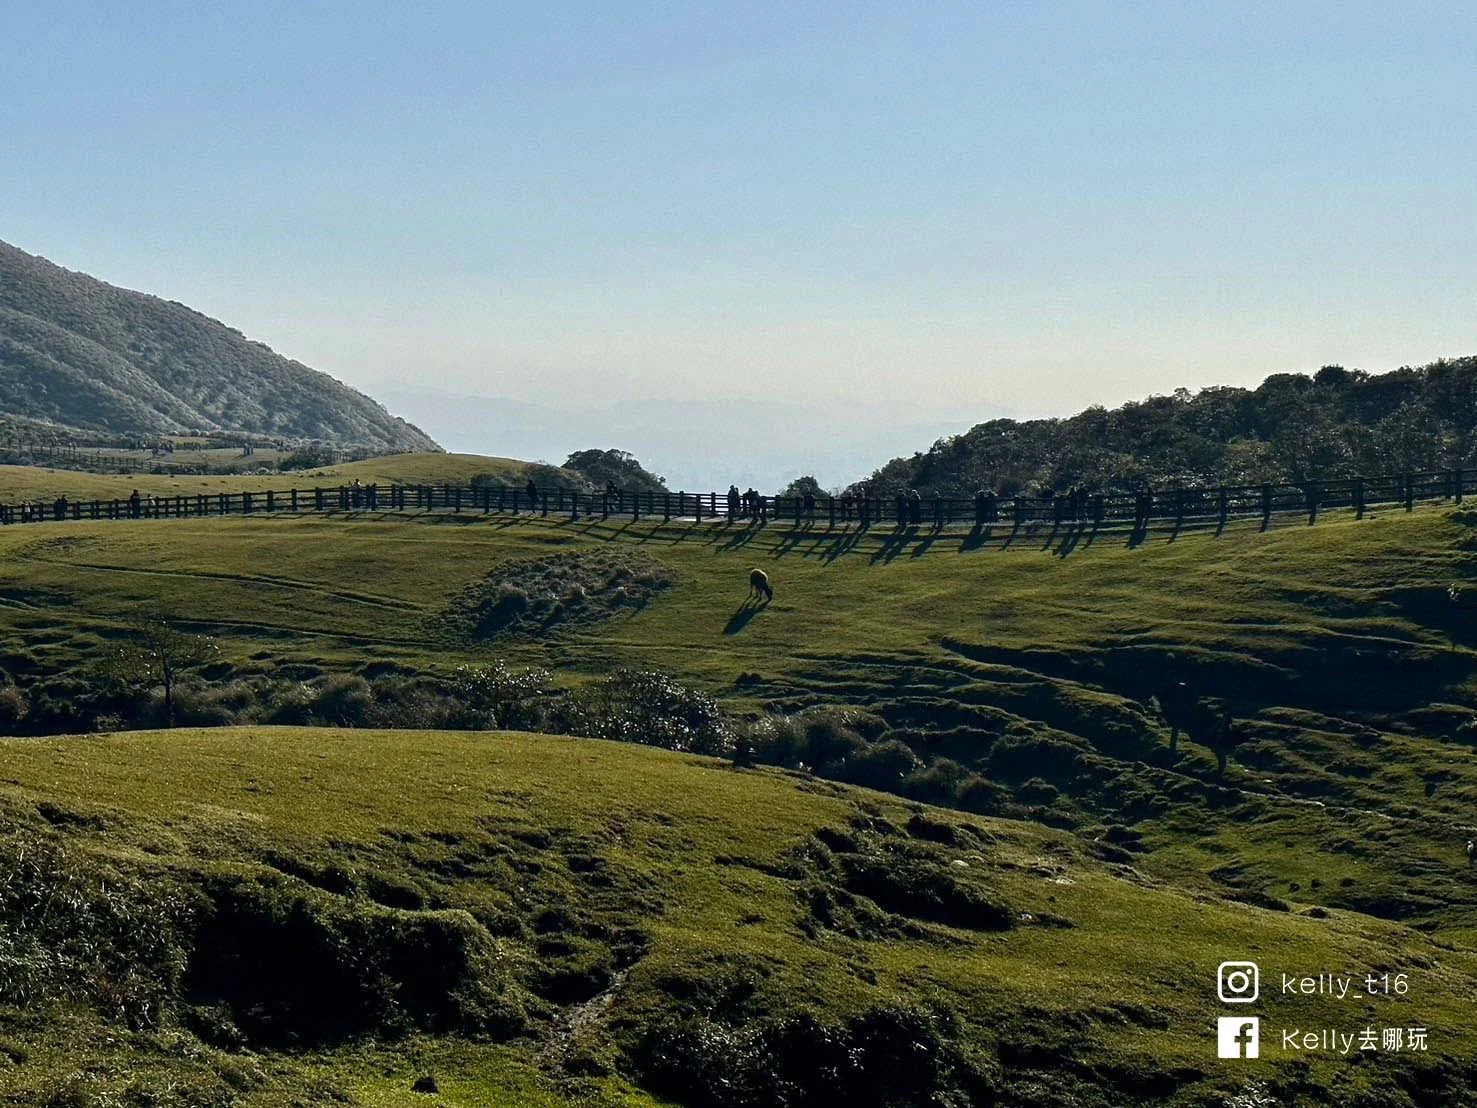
[974,488,997,526]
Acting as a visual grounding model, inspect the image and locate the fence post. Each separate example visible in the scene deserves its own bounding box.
[632,493,640,521]
[1354,477,1365,519]
[1260,484,1272,529]
[663,494,670,522]
[265,491,274,513]
[1404,473,1414,512]
[91,500,99,520]
[828,497,836,527]
[243,492,253,514]
[694,493,702,522]
[1458,470,1465,505]
[1306,481,1319,525]
[1216,487,1229,530]
[315,487,324,512]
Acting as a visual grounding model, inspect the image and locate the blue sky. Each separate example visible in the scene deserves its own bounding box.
[4,3,1476,485]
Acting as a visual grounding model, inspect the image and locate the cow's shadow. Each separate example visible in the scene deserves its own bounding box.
[724,595,770,635]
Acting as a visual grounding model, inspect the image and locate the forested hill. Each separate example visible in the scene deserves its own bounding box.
[0,240,439,451]
[858,358,1477,496]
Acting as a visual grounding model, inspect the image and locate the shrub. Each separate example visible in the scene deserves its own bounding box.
[0,827,190,1029]
[987,733,1089,784]
[957,775,1011,815]
[263,682,317,726]
[184,872,528,1046]
[903,758,971,805]
[833,740,919,791]
[560,670,731,755]
[447,661,553,730]
[0,684,29,733]
[733,715,807,767]
[310,674,375,727]
[837,851,1015,933]
[633,1004,982,1108]
[276,446,337,471]
[440,550,675,642]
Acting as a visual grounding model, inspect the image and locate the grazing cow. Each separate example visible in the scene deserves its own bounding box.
[748,568,773,603]
[1194,702,1238,775]
[1155,683,1241,772]
[1153,681,1198,756]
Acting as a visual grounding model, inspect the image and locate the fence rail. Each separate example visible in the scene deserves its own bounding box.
[2,469,1473,531]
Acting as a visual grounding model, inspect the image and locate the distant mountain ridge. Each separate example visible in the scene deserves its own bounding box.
[0,240,438,451]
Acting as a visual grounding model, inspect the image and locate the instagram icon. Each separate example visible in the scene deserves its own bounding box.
[1218,961,1259,1004]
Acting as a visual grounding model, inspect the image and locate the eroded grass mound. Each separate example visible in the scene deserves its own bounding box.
[185,870,532,1047]
[440,550,676,641]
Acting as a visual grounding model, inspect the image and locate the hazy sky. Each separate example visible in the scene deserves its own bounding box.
[4,2,1477,479]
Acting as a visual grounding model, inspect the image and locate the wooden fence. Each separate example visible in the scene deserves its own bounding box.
[2,468,1473,532]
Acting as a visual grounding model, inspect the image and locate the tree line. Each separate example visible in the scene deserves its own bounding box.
[828,356,1477,497]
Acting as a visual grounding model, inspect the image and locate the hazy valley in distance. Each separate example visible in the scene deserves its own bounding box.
[372,384,973,492]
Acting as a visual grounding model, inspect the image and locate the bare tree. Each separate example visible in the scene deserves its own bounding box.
[103,613,218,727]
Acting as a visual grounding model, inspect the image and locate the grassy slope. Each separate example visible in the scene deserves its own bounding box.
[3,726,1474,1106]
[3,492,1477,1101]
[0,452,554,502]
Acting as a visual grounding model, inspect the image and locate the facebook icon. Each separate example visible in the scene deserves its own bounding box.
[1218,1016,1260,1059]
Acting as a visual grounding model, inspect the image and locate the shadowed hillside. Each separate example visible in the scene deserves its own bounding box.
[0,240,438,451]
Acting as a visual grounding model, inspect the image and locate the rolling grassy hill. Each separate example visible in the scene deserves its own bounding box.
[0,452,560,503]
[1,485,1477,1103]
[2,726,1474,1107]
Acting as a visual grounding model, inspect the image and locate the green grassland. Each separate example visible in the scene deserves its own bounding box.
[2,475,1477,1103]
[2,726,1474,1106]
[0,452,557,503]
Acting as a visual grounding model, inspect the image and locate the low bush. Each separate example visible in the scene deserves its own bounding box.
[440,550,676,642]
[634,1004,992,1108]
[184,871,529,1046]
[0,827,189,1029]
[836,850,1015,933]
[447,661,554,730]
[558,670,731,756]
